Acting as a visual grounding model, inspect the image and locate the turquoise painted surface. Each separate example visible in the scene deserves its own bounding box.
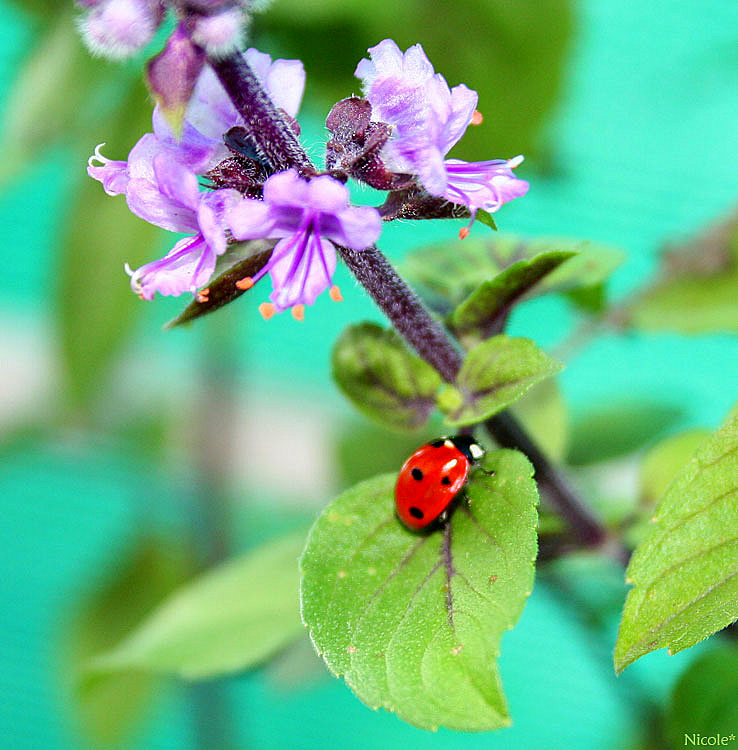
[1,1,737,748]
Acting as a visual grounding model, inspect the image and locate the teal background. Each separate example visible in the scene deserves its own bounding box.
[1,1,737,748]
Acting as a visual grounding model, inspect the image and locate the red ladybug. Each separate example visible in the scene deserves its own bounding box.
[395,435,485,530]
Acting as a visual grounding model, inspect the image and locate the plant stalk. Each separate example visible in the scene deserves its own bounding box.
[207,51,613,551]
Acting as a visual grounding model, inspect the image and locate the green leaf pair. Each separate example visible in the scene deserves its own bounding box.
[301,449,539,731]
[333,323,563,432]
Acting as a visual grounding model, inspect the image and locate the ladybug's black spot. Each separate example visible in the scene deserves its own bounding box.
[430,439,446,448]
[411,468,424,481]
[409,506,424,519]
[441,476,452,486]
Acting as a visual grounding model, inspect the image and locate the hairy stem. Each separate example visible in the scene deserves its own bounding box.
[210,55,314,174]
[337,244,464,382]
[207,53,613,552]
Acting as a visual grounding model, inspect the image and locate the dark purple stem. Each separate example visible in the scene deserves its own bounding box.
[206,52,613,551]
[337,244,464,383]
[210,55,314,174]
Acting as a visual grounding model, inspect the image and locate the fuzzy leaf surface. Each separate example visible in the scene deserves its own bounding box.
[332,323,442,432]
[437,335,563,427]
[614,414,738,673]
[90,532,306,680]
[301,450,539,731]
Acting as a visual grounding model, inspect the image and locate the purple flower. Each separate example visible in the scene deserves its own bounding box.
[153,48,306,174]
[191,5,246,58]
[227,170,382,317]
[88,134,240,299]
[355,39,529,224]
[78,0,164,59]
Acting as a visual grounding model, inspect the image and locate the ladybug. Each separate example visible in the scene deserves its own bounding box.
[395,435,485,531]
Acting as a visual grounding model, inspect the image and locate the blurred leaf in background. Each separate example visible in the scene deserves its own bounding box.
[89,531,306,681]
[567,400,684,466]
[665,646,738,748]
[60,536,192,746]
[260,0,573,162]
[55,76,166,413]
[626,208,738,334]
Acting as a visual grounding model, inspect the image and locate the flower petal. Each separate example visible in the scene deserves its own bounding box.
[87,144,129,196]
[197,188,241,256]
[268,233,336,311]
[265,59,306,118]
[125,177,199,234]
[323,205,382,250]
[128,234,211,299]
[306,175,350,213]
[153,153,201,210]
[227,197,275,240]
[262,169,309,208]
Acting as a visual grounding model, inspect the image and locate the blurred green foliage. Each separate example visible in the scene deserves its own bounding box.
[567,400,683,466]
[261,0,573,161]
[90,531,306,681]
[61,536,192,745]
[666,645,738,747]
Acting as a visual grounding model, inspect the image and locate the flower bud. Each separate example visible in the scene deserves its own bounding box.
[146,23,205,136]
[79,0,161,60]
[191,6,247,59]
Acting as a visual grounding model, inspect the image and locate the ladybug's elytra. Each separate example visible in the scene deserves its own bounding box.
[395,435,485,531]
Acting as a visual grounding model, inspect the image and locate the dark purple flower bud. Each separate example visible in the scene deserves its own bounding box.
[146,23,206,135]
[325,97,413,191]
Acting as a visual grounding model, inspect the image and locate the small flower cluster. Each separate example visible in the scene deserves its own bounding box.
[88,37,528,317]
[78,0,252,61]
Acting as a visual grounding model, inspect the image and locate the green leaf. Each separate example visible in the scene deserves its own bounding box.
[614,413,738,673]
[90,532,306,681]
[301,449,539,731]
[567,400,684,466]
[332,323,442,432]
[629,271,738,334]
[628,209,738,334]
[640,429,712,506]
[403,234,623,315]
[166,240,276,328]
[511,379,569,463]
[450,250,575,346]
[475,209,498,231]
[665,646,738,748]
[62,537,192,745]
[335,420,441,487]
[437,335,563,427]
